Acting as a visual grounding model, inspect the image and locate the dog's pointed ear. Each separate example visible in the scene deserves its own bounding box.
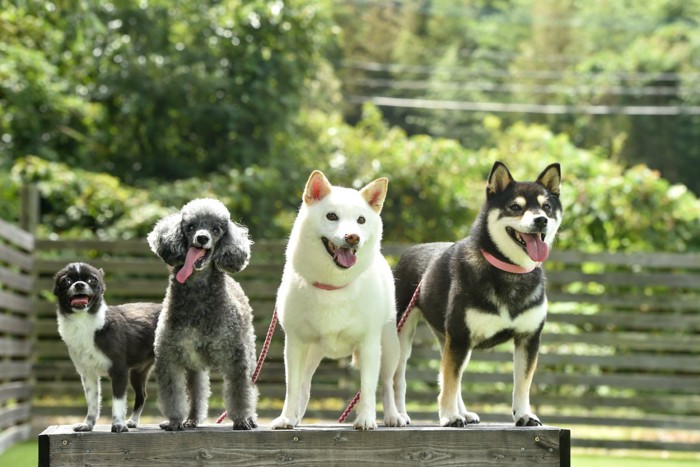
[360,177,388,214]
[147,211,187,266]
[214,220,252,275]
[487,161,514,195]
[303,170,332,205]
[537,163,561,197]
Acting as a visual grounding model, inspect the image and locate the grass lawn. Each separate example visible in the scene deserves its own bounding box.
[2,439,698,466]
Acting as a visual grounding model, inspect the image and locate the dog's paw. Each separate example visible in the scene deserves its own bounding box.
[111,423,129,433]
[515,413,542,427]
[160,419,185,431]
[353,412,378,430]
[232,418,256,430]
[462,410,480,424]
[384,411,407,428]
[399,412,412,425]
[126,419,138,428]
[440,411,479,427]
[270,415,297,430]
[183,418,198,429]
[72,423,94,432]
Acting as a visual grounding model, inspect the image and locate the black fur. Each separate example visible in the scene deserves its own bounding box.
[393,161,562,427]
[53,262,160,432]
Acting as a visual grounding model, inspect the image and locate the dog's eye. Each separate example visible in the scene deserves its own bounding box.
[61,277,72,286]
[87,278,98,286]
[357,216,366,224]
[509,204,522,212]
[326,213,338,221]
[542,203,551,213]
[185,224,195,232]
[212,226,221,235]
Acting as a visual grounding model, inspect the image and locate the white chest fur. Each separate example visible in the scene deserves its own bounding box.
[465,298,547,345]
[57,303,112,376]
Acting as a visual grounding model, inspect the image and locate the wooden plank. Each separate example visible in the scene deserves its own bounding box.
[0,265,34,293]
[544,331,700,352]
[0,290,33,314]
[0,382,32,404]
[548,270,700,289]
[547,311,700,332]
[38,423,569,467]
[0,218,34,251]
[0,337,32,357]
[0,361,31,380]
[0,314,33,336]
[548,250,700,269]
[35,239,151,255]
[0,424,32,456]
[0,243,33,271]
[548,291,700,312]
[0,403,31,430]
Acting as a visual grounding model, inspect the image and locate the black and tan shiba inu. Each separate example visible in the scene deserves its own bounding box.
[392,161,562,427]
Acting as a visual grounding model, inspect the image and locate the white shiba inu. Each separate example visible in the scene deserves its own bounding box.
[270,170,406,430]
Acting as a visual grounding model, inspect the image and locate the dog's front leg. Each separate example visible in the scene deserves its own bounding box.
[380,322,406,427]
[109,368,130,432]
[353,338,381,430]
[155,356,189,431]
[74,373,100,432]
[271,336,310,429]
[438,334,479,427]
[512,329,543,427]
[184,369,210,428]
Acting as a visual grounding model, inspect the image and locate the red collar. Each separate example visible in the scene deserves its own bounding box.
[481,249,540,274]
[312,282,349,291]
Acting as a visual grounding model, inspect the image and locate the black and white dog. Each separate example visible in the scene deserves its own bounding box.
[392,161,562,427]
[53,262,161,432]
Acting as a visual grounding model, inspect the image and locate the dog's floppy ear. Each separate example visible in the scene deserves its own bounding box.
[214,220,252,275]
[536,163,561,197]
[52,269,65,297]
[303,170,332,205]
[360,177,388,214]
[147,211,188,266]
[487,161,514,195]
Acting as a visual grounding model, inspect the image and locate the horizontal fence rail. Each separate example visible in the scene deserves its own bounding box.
[30,239,700,452]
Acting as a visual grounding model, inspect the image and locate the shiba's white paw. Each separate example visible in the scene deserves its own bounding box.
[384,411,407,427]
[126,419,138,428]
[515,413,542,427]
[353,411,377,430]
[399,411,412,425]
[270,415,297,430]
[461,410,480,424]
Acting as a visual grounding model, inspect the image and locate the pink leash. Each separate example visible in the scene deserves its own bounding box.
[337,280,422,423]
[216,308,278,424]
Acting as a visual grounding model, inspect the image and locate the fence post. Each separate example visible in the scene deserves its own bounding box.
[20,184,39,234]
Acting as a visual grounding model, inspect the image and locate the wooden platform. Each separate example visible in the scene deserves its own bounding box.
[39,423,570,466]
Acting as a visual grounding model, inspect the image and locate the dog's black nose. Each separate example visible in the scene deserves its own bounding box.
[75,282,86,290]
[196,234,209,245]
[534,216,548,228]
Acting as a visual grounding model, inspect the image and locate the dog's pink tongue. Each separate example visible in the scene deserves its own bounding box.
[334,248,357,268]
[177,247,206,284]
[521,234,550,262]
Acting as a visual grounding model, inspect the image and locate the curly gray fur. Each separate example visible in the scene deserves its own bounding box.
[148,198,258,430]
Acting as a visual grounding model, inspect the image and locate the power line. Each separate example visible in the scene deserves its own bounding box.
[342,60,700,82]
[349,95,700,116]
[346,77,692,97]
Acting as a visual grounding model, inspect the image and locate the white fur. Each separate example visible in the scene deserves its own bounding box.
[58,302,111,376]
[465,298,547,345]
[487,208,562,269]
[271,173,405,430]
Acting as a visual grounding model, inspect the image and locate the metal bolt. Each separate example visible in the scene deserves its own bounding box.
[62,440,68,446]
[535,436,540,442]
[293,436,300,442]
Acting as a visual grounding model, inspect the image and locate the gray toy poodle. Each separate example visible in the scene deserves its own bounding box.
[147,198,258,430]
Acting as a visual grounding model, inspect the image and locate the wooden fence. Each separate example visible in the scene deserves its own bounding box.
[0,218,34,455]
[30,238,700,452]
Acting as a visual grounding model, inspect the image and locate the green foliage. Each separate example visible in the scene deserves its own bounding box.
[10,106,700,253]
[1,0,336,182]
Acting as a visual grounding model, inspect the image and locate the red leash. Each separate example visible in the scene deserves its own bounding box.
[337,280,422,423]
[216,308,278,423]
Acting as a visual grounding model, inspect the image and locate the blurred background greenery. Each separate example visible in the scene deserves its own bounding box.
[2,0,700,252]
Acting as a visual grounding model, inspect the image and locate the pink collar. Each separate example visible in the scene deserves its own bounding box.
[312,282,349,291]
[481,249,540,274]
